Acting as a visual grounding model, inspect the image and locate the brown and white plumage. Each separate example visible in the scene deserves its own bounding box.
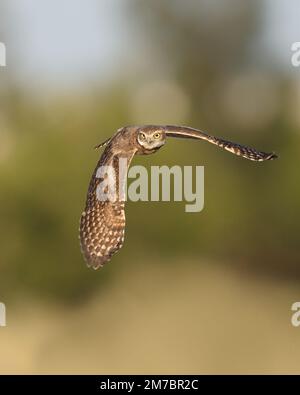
[80,125,277,269]
[163,125,277,161]
[80,127,137,268]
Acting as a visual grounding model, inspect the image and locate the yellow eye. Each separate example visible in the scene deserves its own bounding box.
[139,132,146,140]
[154,132,161,139]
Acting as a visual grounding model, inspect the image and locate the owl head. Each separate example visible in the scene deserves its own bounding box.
[136,126,166,152]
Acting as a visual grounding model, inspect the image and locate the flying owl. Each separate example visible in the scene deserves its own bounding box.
[79,125,277,269]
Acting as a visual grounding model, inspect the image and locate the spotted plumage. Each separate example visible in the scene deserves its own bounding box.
[80,125,277,269]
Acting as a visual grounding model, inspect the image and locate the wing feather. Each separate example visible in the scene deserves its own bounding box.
[80,139,136,269]
[165,125,277,161]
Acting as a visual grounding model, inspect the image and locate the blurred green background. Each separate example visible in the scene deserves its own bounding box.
[0,0,300,374]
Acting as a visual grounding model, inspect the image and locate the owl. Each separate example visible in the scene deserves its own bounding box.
[79,125,277,269]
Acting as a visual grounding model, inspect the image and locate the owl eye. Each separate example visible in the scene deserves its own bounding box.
[154,132,161,139]
[139,132,146,140]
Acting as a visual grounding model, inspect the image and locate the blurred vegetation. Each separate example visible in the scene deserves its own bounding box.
[0,0,299,306]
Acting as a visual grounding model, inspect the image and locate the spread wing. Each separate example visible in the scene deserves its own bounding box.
[79,140,137,269]
[164,125,277,161]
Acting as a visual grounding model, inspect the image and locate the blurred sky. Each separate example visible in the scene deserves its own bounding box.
[5,0,300,89]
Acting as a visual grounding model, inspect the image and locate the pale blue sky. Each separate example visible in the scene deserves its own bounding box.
[8,0,131,87]
[5,0,300,88]
[260,0,300,69]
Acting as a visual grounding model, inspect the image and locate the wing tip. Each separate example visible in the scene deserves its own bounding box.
[265,152,278,161]
[88,262,105,270]
[86,256,110,270]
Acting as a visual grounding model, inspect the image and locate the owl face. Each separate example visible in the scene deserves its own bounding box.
[137,128,166,151]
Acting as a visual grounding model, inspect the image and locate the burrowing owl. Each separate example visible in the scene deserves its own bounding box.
[79,125,277,269]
